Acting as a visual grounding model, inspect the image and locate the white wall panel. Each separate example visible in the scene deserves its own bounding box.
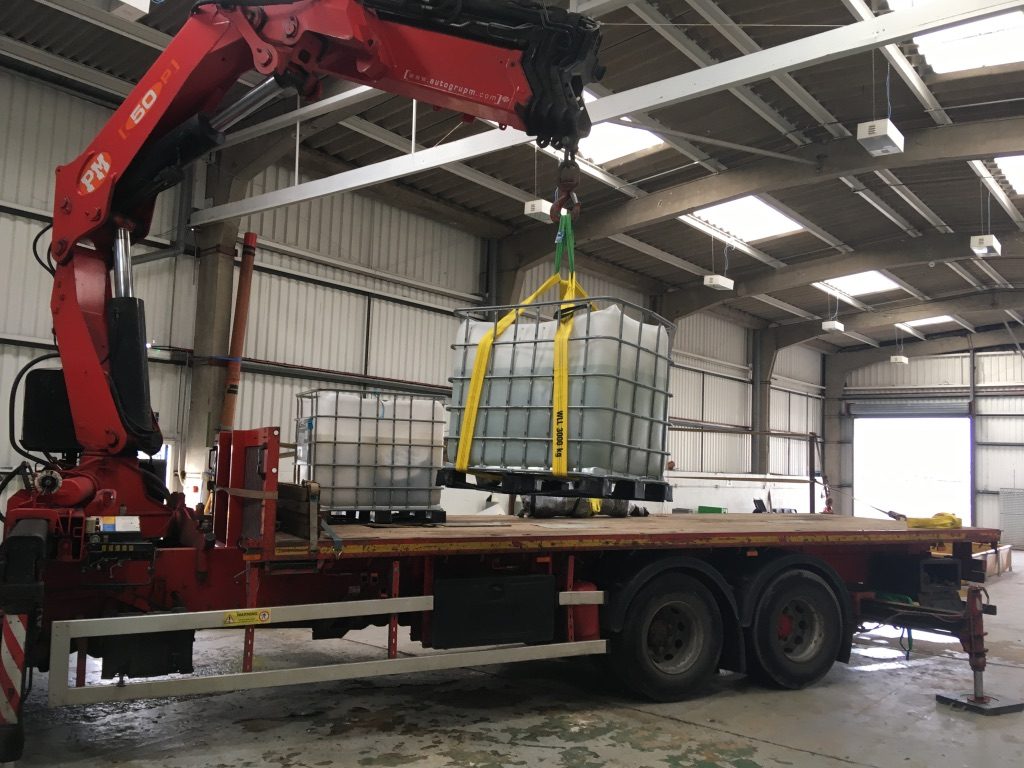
[0,70,174,236]
[0,213,56,343]
[848,355,970,390]
[703,377,749,427]
[149,362,187,442]
[0,69,108,212]
[704,433,751,473]
[515,261,645,308]
[242,268,367,372]
[774,346,822,387]
[669,367,702,421]
[977,396,1024,415]
[977,415,1024,443]
[977,352,1024,386]
[976,494,1000,530]
[367,302,457,387]
[667,430,700,472]
[243,165,479,296]
[673,312,748,372]
[977,446,1024,492]
[135,255,198,349]
[256,245,467,310]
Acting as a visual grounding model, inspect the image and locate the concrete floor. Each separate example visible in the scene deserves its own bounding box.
[20,554,1024,768]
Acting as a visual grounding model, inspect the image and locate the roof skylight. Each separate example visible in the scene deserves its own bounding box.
[577,91,665,164]
[888,2,1024,74]
[818,270,901,297]
[904,315,955,327]
[994,155,1024,194]
[691,196,804,242]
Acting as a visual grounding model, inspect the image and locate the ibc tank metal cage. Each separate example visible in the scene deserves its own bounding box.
[444,297,673,500]
[295,389,447,512]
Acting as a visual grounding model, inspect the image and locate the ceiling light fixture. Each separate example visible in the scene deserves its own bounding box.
[970,234,1001,256]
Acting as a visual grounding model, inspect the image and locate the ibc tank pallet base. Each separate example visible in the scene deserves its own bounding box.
[326,508,448,525]
[437,468,671,502]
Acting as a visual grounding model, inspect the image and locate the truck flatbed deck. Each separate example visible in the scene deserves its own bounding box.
[274,513,1001,559]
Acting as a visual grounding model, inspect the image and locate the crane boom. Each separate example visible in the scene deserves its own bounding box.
[44,0,602,460]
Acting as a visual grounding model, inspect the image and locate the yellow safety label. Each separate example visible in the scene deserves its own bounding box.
[222,608,272,626]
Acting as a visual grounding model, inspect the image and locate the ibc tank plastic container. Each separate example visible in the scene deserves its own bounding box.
[447,298,672,480]
[295,390,445,510]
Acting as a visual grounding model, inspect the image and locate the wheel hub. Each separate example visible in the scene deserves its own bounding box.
[645,601,704,674]
[775,597,824,663]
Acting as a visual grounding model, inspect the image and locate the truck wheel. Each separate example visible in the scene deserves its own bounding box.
[610,573,723,701]
[747,569,842,689]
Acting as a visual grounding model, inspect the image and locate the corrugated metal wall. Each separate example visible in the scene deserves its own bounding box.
[667,313,753,474]
[770,346,823,476]
[673,312,748,375]
[0,70,480,473]
[842,351,1024,528]
[515,261,646,308]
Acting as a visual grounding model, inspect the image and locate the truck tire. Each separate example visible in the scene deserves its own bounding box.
[747,569,842,689]
[610,573,723,701]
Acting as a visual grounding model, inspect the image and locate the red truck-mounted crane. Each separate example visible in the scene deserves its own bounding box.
[0,1,1018,762]
[0,0,602,757]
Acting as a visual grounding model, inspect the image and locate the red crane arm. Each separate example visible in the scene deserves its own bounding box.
[47,0,603,458]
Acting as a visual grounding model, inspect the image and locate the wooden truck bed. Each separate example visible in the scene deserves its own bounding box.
[273,513,1002,559]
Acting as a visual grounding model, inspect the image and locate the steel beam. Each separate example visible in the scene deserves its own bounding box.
[659,232,1024,321]
[830,328,1018,373]
[969,160,1024,231]
[679,0,929,246]
[683,0,849,141]
[948,261,986,291]
[843,331,880,347]
[873,169,954,234]
[840,0,953,126]
[220,86,384,150]
[838,176,922,237]
[607,118,816,165]
[951,314,978,332]
[628,1,809,143]
[973,258,1014,289]
[586,82,723,173]
[345,116,708,278]
[895,323,926,341]
[32,0,169,49]
[777,290,1024,348]
[193,0,1024,226]
[754,295,819,320]
[0,33,132,97]
[506,114,1024,260]
[880,269,929,301]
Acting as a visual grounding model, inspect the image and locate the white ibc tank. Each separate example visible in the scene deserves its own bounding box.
[448,303,670,479]
[375,397,445,509]
[296,391,444,510]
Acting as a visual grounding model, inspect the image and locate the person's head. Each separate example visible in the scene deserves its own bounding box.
[826,496,833,506]
[666,459,676,471]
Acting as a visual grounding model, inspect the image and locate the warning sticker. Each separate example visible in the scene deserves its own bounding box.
[222,608,272,626]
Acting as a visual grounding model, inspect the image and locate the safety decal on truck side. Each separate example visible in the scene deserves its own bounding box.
[222,609,272,627]
[0,614,28,724]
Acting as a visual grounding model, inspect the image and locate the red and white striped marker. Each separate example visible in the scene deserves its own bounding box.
[0,615,28,725]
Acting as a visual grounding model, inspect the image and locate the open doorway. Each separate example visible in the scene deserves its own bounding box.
[853,417,971,520]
